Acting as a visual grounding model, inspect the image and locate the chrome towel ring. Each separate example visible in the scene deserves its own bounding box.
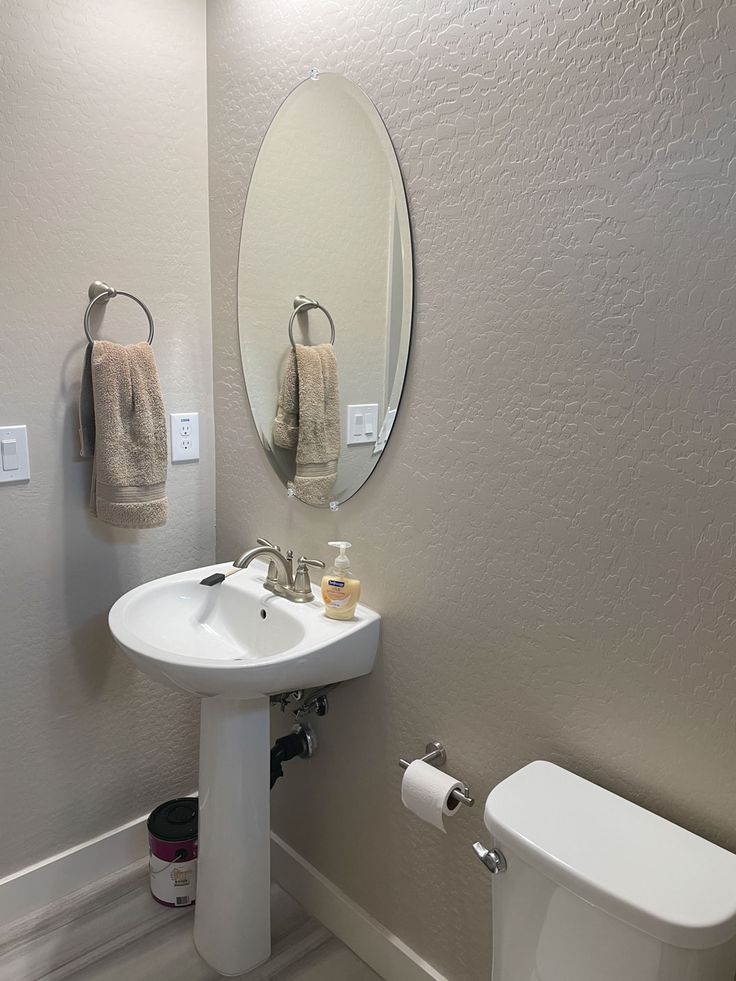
[288,294,335,349]
[83,280,155,345]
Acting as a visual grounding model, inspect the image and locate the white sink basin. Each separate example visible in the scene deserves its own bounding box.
[108,558,380,976]
[109,559,380,698]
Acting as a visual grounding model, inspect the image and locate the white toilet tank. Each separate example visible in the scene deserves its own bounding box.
[484,762,736,981]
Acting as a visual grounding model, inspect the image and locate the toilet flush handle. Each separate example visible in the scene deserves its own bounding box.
[472,842,507,875]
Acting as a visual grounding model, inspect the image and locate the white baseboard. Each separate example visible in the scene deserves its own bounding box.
[271,833,448,981]
[0,811,151,928]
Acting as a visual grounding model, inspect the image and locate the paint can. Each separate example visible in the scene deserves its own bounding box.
[147,797,198,908]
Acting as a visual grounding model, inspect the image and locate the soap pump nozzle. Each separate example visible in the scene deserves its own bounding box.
[327,541,352,573]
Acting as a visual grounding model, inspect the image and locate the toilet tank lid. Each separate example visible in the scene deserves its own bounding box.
[484,761,736,950]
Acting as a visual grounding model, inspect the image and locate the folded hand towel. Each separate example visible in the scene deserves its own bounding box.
[81,340,168,528]
[273,343,340,506]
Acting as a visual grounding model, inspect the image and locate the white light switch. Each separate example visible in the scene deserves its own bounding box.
[347,404,379,445]
[170,412,200,463]
[0,426,30,483]
[1,440,18,471]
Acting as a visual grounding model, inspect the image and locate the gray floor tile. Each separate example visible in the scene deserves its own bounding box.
[50,883,379,981]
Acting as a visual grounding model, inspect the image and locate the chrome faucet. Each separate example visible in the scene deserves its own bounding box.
[234,540,324,604]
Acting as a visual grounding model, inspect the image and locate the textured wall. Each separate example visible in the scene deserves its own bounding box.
[0,0,212,876]
[208,2,736,978]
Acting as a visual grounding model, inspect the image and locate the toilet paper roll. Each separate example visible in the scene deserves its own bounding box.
[400,760,464,833]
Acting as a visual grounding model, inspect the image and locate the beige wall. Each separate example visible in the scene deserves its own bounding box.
[0,0,213,875]
[209,1,736,978]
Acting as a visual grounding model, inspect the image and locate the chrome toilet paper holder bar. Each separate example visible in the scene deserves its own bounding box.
[399,741,475,808]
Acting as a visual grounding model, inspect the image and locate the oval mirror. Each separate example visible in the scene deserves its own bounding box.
[237,73,413,508]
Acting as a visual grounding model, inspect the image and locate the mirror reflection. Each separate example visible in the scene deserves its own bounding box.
[237,73,413,507]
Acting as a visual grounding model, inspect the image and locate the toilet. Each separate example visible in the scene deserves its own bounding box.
[483,761,736,981]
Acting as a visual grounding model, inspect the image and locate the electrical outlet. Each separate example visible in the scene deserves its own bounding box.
[170,413,200,463]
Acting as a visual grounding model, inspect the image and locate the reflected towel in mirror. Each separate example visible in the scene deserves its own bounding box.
[273,343,340,506]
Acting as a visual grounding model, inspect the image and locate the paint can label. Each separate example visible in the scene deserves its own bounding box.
[149,854,197,907]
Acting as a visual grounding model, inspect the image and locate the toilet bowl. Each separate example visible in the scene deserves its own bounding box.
[483,762,736,981]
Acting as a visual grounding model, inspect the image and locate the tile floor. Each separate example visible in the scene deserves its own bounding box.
[0,863,380,981]
[65,894,379,981]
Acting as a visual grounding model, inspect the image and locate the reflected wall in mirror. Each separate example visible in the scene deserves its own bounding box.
[238,72,413,507]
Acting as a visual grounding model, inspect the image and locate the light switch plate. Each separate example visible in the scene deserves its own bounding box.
[347,404,379,445]
[170,412,200,463]
[0,425,30,483]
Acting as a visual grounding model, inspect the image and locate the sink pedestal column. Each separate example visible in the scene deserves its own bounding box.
[193,696,271,976]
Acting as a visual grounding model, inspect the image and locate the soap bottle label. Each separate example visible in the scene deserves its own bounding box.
[323,579,348,607]
[321,576,360,615]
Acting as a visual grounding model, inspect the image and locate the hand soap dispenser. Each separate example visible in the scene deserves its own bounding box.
[321,542,361,620]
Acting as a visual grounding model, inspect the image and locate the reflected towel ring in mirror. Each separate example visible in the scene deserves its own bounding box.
[288,295,336,348]
[83,280,155,345]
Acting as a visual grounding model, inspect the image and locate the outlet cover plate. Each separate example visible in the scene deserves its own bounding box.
[170,412,200,463]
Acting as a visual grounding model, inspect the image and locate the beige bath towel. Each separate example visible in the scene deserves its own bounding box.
[273,343,340,506]
[80,340,168,528]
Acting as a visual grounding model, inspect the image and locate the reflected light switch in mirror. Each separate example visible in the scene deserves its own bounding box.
[347,404,379,445]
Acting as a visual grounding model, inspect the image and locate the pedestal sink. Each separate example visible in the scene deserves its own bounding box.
[109,559,380,976]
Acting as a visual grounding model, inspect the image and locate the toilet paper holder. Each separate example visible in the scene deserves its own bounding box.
[399,741,475,808]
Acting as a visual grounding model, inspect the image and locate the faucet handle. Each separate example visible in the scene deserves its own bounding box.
[292,557,325,599]
[298,556,325,569]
